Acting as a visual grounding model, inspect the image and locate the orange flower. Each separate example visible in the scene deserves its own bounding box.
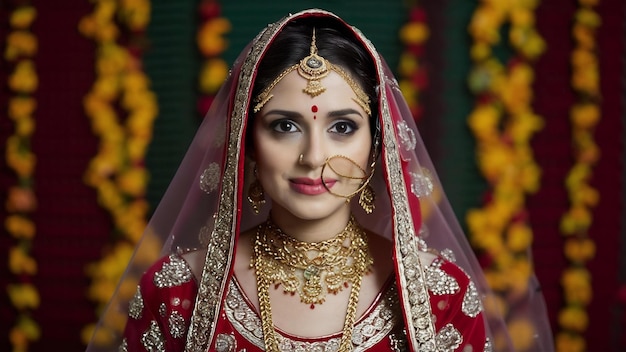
[399,22,429,45]
[6,186,37,213]
[8,97,37,120]
[197,18,231,57]
[506,223,533,252]
[556,332,586,352]
[5,31,38,61]
[117,168,148,196]
[571,103,599,129]
[564,238,595,263]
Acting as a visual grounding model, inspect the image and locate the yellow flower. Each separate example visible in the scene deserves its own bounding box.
[562,268,592,305]
[470,42,491,61]
[508,318,535,351]
[468,105,500,140]
[399,22,429,45]
[7,284,40,309]
[200,59,229,94]
[8,246,37,275]
[576,8,601,28]
[558,306,588,332]
[8,97,37,119]
[10,6,37,29]
[5,215,36,239]
[119,0,151,30]
[8,60,38,93]
[5,31,38,61]
[506,222,533,252]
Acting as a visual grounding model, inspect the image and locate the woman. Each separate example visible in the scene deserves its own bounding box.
[87,9,553,352]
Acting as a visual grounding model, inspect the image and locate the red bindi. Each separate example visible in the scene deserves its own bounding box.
[311,105,318,120]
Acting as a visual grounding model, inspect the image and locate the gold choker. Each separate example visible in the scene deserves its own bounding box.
[252,216,373,351]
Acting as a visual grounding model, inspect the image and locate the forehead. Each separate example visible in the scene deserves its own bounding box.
[261,70,361,110]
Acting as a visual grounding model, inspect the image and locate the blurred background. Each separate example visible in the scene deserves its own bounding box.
[0,0,624,351]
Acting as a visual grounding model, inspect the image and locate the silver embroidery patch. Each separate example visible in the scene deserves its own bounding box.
[397,120,417,152]
[154,254,192,288]
[168,310,186,339]
[409,168,434,198]
[200,162,221,194]
[462,281,483,318]
[118,338,128,352]
[159,303,167,317]
[425,259,460,296]
[215,333,236,352]
[128,285,144,320]
[141,320,165,351]
[436,324,462,352]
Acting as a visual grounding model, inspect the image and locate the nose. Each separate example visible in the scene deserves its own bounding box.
[299,132,326,168]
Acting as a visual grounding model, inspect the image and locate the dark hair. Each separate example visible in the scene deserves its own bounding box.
[247,18,379,149]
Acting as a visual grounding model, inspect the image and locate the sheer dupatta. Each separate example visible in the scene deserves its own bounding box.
[87,9,553,352]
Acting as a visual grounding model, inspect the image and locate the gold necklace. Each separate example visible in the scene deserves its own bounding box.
[252,216,373,352]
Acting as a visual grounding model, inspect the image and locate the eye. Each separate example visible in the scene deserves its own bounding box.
[271,120,299,133]
[329,121,357,135]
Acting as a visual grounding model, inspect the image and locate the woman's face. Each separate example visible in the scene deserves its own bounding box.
[252,70,372,223]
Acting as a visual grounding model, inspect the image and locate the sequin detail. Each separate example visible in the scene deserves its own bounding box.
[484,338,493,352]
[200,162,221,194]
[154,254,192,288]
[224,280,399,351]
[141,320,165,351]
[435,324,462,352]
[159,303,167,317]
[409,168,434,198]
[215,333,237,352]
[425,259,460,296]
[389,329,408,352]
[128,285,144,320]
[118,338,128,352]
[462,281,483,318]
[168,310,186,339]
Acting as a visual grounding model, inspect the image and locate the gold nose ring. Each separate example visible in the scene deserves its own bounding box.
[299,154,304,165]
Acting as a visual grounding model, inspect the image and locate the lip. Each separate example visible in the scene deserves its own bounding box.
[289,177,336,195]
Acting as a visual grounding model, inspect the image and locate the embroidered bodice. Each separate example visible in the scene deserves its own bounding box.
[120,252,490,351]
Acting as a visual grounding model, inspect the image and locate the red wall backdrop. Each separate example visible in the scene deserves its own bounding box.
[1,0,624,351]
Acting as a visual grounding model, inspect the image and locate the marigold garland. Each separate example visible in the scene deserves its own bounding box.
[397,3,429,121]
[465,1,546,350]
[555,1,601,351]
[4,3,40,351]
[197,0,230,115]
[78,0,159,346]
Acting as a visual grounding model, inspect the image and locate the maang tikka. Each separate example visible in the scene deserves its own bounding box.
[253,29,371,116]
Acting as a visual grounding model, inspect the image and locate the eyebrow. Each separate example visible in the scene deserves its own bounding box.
[262,109,303,119]
[327,108,364,119]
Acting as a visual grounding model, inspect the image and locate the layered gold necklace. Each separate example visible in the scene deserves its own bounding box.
[252,216,373,352]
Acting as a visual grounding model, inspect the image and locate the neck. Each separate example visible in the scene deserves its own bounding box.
[268,204,352,243]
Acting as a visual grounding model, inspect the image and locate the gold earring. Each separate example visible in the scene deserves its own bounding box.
[248,166,265,214]
[359,182,375,214]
